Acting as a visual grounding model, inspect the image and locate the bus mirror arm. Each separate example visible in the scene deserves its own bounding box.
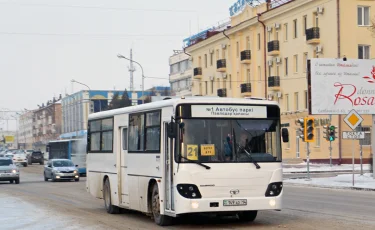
[167,116,178,139]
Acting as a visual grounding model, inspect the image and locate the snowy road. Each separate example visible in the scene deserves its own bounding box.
[1,165,375,230]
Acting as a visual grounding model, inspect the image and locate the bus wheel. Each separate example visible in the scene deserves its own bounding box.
[151,184,173,226]
[237,211,258,222]
[103,178,119,214]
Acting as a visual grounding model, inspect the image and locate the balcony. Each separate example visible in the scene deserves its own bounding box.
[306,27,320,44]
[240,50,251,64]
[268,76,281,91]
[267,40,280,56]
[217,88,227,97]
[216,59,226,72]
[240,83,252,97]
[193,67,202,79]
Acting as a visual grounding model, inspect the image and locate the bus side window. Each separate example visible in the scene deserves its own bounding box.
[123,128,128,150]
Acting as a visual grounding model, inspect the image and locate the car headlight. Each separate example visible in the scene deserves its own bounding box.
[12,169,17,174]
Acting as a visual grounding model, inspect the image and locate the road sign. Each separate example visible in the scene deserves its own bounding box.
[343,109,363,130]
[342,131,365,139]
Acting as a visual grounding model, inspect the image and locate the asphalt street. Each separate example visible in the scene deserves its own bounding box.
[1,165,375,230]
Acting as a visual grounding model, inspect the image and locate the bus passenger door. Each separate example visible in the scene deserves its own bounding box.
[164,122,175,213]
[120,127,129,207]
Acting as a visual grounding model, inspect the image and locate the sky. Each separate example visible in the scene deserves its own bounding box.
[0,0,235,130]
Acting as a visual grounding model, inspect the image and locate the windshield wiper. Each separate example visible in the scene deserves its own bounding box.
[179,154,211,170]
[237,144,261,169]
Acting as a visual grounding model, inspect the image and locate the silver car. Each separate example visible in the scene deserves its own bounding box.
[44,159,80,182]
[0,157,20,184]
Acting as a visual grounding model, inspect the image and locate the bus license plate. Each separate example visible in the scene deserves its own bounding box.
[223,199,247,206]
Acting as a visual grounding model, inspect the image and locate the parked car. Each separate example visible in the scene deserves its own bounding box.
[12,153,28,167]
[28,151,44,165]
[0,157,20,184]
[44,159,79,182]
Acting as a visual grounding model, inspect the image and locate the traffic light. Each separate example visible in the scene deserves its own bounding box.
[323,125,330,141]
[295,118,305,141]
[328,125,337,142]
[304,117,315,142]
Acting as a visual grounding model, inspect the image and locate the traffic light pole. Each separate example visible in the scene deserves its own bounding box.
[352,139,355,187]
[329,141,332,167]
[306,142,311,180]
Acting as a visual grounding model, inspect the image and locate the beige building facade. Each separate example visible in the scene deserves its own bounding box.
[185,0,375,164]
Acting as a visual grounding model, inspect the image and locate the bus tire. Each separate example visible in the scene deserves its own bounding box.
[151,184,173,226]
[237,211,258,222]
[103,178,120,214]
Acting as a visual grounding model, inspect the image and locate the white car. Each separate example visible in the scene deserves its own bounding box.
[0,157,20,184]
[12,154,28,167]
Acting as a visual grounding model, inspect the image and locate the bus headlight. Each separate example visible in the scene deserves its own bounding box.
[265,182,283,197]
[177,184,202,199]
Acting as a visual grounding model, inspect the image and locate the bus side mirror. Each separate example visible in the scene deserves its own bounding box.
[281,128,289,143]
[167,122,177,139]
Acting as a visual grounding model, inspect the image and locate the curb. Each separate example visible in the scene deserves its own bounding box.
[284,170,370,174]
[284,182,375,192]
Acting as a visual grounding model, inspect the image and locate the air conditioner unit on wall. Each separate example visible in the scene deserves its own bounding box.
[316,45,323,53]
[274,23,280,29]
[268,60,273,66]
[266,26,272,32]
[276,57,282,64]
[277,92,282,98]
[317,6,324,14]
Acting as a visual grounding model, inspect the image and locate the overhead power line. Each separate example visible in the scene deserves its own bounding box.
[0,2,198,13]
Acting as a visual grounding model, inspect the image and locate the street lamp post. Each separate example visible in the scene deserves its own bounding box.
[117,54,145,104]
[71,80,94,134]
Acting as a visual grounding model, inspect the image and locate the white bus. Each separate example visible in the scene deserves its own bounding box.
[86,97,289,226]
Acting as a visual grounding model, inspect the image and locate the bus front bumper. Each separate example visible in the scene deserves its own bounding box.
[174,195,282,215]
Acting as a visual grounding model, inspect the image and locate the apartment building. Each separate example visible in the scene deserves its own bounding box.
[18,110,34,149]
[169,50,193,96]
[185,0,375,163]
[33,101,62,152]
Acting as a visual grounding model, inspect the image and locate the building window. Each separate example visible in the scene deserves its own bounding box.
[358,45,370,59]
[315,127,321,147]
[357,126,371,145]
[303,52,308,72]
[268,31,271,42]
[205,81,208,95]
[88,118,113,152]
[246,36,250,50]
[129,110,161,152]
[204,54,207,68]
[293,19,297,38]
[258,66,261,81]
[211,79,214,94]
[198,56,202,67]
[199,83,202,95]
[223,80,226,89]
[294,92,299,111]
[294,55,298,73]
[285,94,289,111]
[284,57,288,76]
[304,90,308,109]
[284,23,288,41]
[257,33,261,50]
[210,52,214,66]
[358,6,370,26]
[268,65,272,77]
[229,75,232,89]
[303,15,307,35]
[236,41,239,58]
[276,65,280,76]
[216,49,219,60]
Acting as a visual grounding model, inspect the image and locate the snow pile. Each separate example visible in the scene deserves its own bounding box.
[285,173,375,190]
[0,193,102,230]
[283,164,372,173]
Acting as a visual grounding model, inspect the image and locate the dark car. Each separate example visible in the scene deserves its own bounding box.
[28,151,44,165]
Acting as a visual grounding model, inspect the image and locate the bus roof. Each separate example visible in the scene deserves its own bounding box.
[88,97,279,121]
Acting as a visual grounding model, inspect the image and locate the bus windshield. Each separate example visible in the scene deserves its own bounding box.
[177,119,281,163]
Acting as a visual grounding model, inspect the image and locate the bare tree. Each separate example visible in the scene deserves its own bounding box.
[370,17,375,37]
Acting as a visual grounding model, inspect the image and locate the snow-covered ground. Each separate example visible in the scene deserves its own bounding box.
[0,193,102,230]
[283,163,372,173]
[285,173,375,190]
